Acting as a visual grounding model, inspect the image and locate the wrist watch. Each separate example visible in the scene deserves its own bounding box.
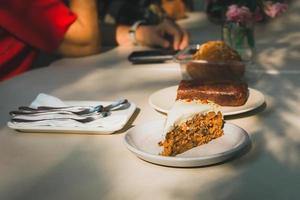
[129,20,146,45]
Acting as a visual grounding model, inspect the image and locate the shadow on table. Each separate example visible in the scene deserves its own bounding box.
[0,141,114,200]
[0,2,300,200]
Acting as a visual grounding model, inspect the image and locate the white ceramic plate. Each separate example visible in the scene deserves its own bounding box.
[124,120,250,167]
[8,101,136,134]
[149,86,264,116]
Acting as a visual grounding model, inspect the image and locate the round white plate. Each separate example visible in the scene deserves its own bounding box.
[149,86,264,116]
[124,120,250,167]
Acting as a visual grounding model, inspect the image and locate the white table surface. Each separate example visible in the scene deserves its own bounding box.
[1,3,300,200]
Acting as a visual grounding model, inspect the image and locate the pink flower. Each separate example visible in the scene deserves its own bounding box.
[226,5,253,24]
[264,1,288,18]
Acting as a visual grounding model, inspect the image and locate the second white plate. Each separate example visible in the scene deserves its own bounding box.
[124,120,250,167]
[149,86,264,116]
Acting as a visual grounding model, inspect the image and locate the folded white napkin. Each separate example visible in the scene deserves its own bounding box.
[11,93,127,129]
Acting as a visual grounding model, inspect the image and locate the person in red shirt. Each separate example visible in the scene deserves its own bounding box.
[0,0,100,81]
[0,0,189,81]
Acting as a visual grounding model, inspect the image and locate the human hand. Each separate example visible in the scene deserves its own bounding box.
[135,18,189,50]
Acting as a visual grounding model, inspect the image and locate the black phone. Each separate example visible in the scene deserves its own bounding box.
[128,49,179,64]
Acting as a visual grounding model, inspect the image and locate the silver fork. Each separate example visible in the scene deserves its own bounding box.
[10,105,104,116]
[11,116,98,123]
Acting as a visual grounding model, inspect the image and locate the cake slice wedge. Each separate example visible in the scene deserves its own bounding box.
[159,101,224,156]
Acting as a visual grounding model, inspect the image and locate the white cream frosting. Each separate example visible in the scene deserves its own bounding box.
[163,100,219,138]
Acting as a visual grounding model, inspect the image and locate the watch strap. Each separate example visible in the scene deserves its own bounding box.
[129,20,146,45]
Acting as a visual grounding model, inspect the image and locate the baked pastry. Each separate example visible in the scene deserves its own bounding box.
[176,79,249,106]
[185,40,245,80]
[158,101,224,156]
[192,40,241,62]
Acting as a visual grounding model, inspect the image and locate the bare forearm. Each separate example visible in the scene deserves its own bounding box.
[116,25,131,45]
[58,0,101,57]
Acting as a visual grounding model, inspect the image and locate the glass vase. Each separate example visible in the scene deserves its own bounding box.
[222,21,256,63]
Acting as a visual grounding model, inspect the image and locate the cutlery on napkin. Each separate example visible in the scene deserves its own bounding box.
[9,93,131,128]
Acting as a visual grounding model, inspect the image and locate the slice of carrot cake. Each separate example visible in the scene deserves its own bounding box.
[159,100,224,156]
